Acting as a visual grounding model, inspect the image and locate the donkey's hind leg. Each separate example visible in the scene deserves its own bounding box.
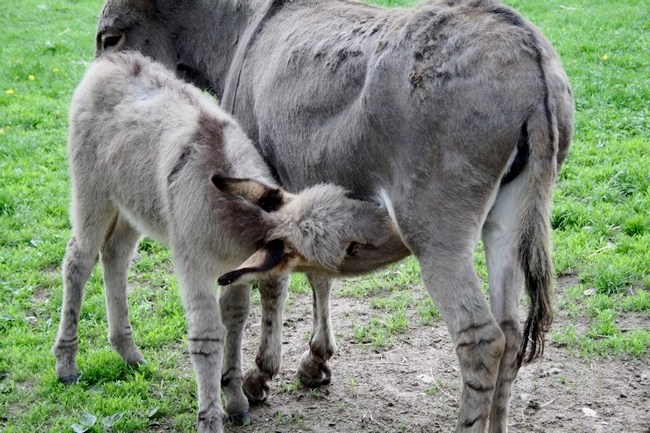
[390,183,505,433]
[482,178,529,433]
[53,208,116,384]
[101,213,145,366]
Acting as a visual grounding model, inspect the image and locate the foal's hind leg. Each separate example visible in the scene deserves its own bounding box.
[101,214,145,366]
[483,179,529,433]
[243,276,289,403]
[297,272,336,387]
[53,208,116,384]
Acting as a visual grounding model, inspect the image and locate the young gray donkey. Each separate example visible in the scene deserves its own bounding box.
[52,51,395,433]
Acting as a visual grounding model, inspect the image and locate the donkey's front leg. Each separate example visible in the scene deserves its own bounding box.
[297,272,336,387]
[219,283,251,425]
[175,262,227,433]
[243,276,288,404]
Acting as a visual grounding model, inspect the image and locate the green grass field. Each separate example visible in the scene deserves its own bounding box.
[1,0,648,431]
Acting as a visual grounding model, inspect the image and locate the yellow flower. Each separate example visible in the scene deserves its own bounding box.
[28,74,36,81]
[601,54,609,61]
[5,89,14,95]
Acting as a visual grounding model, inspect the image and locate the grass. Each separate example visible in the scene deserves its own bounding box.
[0,0,648,431]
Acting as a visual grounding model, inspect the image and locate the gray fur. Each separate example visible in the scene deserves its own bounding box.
[52,51,396,433]
[95,0,574,431]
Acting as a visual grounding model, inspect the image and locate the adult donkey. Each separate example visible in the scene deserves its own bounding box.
[96,0,573,431]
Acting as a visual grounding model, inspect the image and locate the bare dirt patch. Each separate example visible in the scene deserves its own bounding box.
[231,277,650,433]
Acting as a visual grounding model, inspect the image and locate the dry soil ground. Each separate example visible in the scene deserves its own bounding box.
[221,275,650,433]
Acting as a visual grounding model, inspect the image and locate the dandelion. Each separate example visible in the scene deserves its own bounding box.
[5,89,15,95]
[601,54,609,61]
[28,74,36,81]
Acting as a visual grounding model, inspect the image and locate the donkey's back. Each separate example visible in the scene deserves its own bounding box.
[68,53,272,245]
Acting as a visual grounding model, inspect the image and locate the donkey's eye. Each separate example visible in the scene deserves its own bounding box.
[103,35,122,49]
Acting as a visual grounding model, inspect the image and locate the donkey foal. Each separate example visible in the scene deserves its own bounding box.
[53,51,393,433]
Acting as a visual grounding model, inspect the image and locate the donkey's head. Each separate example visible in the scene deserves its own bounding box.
[96,0,223,93]
[96,0,178,69]
[212,175,399,286]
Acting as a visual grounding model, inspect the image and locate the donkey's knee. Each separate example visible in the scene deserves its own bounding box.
[488,320,523,433]
[456,321,505,391]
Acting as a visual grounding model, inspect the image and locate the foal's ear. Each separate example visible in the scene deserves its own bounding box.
[217,239,299,286]
[211,174,288,212]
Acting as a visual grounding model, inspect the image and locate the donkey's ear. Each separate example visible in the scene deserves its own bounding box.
[217,239,298,286]
[211,174,289,212]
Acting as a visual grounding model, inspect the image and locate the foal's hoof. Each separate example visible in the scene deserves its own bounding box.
[58,373,81,385]
[243,369,271,404]
[197,413,228,433]
[227,411,251,426]
[126,357,147,367]
[297,351,332,388]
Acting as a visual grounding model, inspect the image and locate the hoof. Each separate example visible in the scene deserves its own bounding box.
[197,413,227,433]
[58,373,81,385]
[227,411,251,426]
[297,351,332,388]
[127,357,147,367]
[243,369,271,404]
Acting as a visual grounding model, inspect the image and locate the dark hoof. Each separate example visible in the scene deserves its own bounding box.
[297,358,332,388]
[58,373,81,385]
[243,370,271,404]
[227,411,251,426]
[297,369,331,388]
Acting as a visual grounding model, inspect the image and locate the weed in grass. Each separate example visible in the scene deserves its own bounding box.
[273,410,306,429]
[424,378,445,396]
[417,298,441,325]
[349,378,358,397]
[352,309,409,348]
[275,377,302,395]
[289,273,312,295]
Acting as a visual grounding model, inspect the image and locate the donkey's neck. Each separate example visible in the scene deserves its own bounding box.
[172,0,268,100]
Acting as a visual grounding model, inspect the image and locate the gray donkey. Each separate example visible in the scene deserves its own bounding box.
[53,51,399,432]
[95,0,574,431]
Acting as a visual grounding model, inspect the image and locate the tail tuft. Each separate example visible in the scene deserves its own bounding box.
[517,228,554,365]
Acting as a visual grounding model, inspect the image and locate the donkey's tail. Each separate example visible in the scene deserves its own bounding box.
[516,101,560,366]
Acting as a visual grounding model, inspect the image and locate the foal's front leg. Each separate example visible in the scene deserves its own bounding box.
[297,272,336,387]
[174,257,227,433]
[243,276,289,403]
